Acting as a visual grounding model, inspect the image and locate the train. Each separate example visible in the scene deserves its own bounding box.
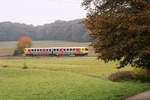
[24,47,88,56]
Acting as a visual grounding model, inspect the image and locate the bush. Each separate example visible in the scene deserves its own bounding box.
[132,68,150,82]
[109,68,150,82]
[108,71,133,82]
[22,63,28,69]
[2,65,8,68]
[13,48,24,56]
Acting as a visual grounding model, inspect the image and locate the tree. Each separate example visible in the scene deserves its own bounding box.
[82,0,150,69]
[13,36,32,56]
[0,20,89,42]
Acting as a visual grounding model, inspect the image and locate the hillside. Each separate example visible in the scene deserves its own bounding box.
[0,19,89,42]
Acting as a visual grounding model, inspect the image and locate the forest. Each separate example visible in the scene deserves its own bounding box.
[0,19,89,42]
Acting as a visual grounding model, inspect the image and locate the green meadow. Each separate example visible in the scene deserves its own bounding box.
[0,57,150,100]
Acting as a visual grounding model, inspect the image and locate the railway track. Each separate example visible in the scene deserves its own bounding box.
[0,55,86,59]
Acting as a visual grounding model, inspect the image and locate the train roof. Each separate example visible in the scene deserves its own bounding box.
[25,47,88,49]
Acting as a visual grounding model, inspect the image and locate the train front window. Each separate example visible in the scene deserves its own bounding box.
[85,48,88,51]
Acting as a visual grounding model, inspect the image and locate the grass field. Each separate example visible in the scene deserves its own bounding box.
[0,41,95,56]
[0,57,150,100]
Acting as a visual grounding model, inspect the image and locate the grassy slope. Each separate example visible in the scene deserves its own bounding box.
[0,57,150,100]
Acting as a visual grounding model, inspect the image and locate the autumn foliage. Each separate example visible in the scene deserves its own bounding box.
[14,36,32,56]
[17,36,32,49]
[83,0,150,69]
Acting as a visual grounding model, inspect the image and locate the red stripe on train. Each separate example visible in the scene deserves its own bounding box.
[43,49,46,55]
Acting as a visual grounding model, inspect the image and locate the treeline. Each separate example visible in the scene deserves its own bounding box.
[0,19,90,42]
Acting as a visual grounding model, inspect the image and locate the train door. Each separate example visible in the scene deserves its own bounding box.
[76,48,80,55]
[59,49,63,55]
[43,49,46,55]
[63,48,66,55]
[28,49,31,55]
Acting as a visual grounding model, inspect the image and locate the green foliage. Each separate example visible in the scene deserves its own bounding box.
[0,57,150,100]
[13,47,24,56]
[0,19,89,42]
[13,36,32,56]
[132,68,150,82]
[83,0,150,69]
[133,54,150,69]
[108,71,133,82]
[22,63,28,69]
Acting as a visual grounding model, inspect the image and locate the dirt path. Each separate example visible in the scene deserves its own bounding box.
[126,91,150,100]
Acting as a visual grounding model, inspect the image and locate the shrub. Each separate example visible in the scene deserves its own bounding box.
[2,65,8,68]
[13,48,24,56]
[108,71,133,82]
[22,63,28,69]
[132,68,150,82]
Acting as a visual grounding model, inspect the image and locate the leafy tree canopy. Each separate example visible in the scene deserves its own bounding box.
[13,36,32,56]
[0,19,89,42]
[83,0,150,69]
[17,36,32,49]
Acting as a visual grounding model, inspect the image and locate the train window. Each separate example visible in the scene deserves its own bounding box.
[70,48,72,51]
[85,48,88,51]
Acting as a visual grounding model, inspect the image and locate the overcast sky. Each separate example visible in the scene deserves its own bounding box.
[0,0,86,26]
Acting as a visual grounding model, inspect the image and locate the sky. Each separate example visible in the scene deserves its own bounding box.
[0,0,87,26]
